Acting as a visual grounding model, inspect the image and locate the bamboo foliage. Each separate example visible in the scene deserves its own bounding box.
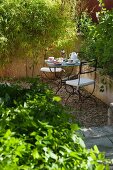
[0,0,75,66]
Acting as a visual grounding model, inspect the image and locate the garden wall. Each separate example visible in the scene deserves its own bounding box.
[0,57,44,78]
[84,71,113,105]
[95,73,113,105]
[0,35,82,78]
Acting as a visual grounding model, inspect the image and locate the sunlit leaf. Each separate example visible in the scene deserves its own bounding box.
[53,96,61,102]
[32,149,40,159]
[96,164,105,170]
[94,145,99,154]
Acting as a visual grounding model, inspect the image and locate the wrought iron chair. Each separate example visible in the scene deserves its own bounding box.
[65,59,97,103]
[40,66,63,80]
[40,50,64,93]
[40,49,63,81]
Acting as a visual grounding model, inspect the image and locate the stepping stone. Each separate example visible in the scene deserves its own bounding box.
[109,136,113,143]
[80,125,113,138]
[79,125,113,159]
[84,136,113,149]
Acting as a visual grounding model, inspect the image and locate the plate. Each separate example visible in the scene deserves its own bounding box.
[46,60,54,63]
[54,63,62,66]
[66,62,75,65]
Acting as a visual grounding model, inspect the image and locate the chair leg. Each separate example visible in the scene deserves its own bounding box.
[77,89,82,101]
[77,83,97,106]
[65,93,72,105]
[64,85,75,105]
[42,72,56,81]
[55,80,63,94]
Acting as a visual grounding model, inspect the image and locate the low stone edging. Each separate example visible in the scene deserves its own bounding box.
[108,103,113,125]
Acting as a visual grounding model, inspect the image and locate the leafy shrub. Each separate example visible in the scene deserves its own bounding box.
[0,79,110,169]
[0,125,108,170]
[80,9,113,76]
[76,12,93,36]
[0,0,75,64]
[0,82,29,107]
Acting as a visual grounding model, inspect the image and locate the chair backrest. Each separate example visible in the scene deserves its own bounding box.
[78,59,97,79]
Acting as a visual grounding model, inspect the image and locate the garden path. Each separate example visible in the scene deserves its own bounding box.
[52,84,113,163]
[52,85,108,127]
[80,125,113,160]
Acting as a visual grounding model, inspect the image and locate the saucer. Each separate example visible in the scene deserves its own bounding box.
[66,62,75,65]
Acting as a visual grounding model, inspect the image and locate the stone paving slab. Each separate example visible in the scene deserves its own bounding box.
[102,126,113,136]
[106,150,113,159]
[80,127,105,138]
[109,137,113,143]
[84,137,113,150]
[80,125,113,138]
[79,126,113,159]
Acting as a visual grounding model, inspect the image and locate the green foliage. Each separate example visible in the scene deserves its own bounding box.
[0,79,110,169]
[0,0,75,64]
[80,8,113,76]
[0,125,109,170]
[0,83,27,107]
[77,12,94,36]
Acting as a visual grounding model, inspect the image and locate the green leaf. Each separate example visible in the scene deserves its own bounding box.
[90,152,97,160]
[94,145,99,154]
[71,134,77,142]
[49,150,58,160]
[53,96,61,102]
[4,129,12,139]
[60,145,72,153]
[32,149,40,159]
[20,165,30,170]
[70,124,79,131]
[78,137,86,148]
[70,152,82,159]
[96,164,105,170]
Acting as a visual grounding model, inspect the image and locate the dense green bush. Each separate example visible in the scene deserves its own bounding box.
[0,0,75,64]
[0,83,28,107]
[79,8,113,76]
[0,79,110,169]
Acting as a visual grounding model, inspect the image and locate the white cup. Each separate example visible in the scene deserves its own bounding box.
[48,57,54,61]
[68,59,73,63]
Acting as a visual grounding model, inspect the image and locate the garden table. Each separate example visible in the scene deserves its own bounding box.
[45,59,80,93]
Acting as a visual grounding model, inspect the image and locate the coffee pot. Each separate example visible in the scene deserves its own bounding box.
[69,52,78,62]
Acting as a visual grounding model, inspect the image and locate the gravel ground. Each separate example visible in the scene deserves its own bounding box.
[1,78,108,128]
[10,78,108,128]
[50,83,108,128]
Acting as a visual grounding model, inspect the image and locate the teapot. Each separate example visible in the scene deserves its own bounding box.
[69,52,78,62]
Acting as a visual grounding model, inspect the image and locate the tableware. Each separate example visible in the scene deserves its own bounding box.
[47,63,55,67]
[54,63,62,66]
[54,61,62,65]
[68,59,73,63]
[47,60,54,63]
[57,57,63,63]
[48,56,54,61]
[74,59,80,63]
[66,62,74,64]
[69,52,78,62]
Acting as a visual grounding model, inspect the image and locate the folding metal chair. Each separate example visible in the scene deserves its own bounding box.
[65,59,97,103]
[40,51,64,93]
